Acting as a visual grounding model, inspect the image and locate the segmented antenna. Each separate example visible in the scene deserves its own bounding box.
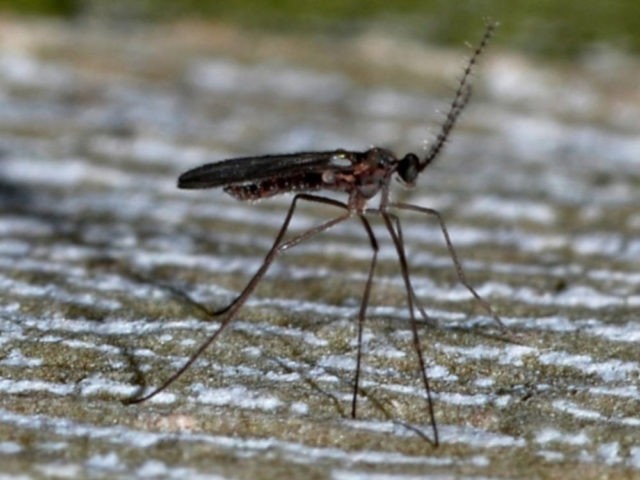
[419,21,497,172]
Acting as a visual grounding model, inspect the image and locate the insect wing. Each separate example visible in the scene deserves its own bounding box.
[178,150,361,189]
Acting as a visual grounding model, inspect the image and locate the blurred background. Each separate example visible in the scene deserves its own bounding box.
[1,0,640,58]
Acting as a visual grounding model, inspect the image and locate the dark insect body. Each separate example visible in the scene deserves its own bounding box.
[129,22,503,447]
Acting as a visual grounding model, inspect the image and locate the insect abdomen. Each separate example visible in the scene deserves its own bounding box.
[224,172,325,201]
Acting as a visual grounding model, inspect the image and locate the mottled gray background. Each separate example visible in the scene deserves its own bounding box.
[0,17,639,479]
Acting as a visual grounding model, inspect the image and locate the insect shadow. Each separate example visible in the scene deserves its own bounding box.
[126,22,504,447]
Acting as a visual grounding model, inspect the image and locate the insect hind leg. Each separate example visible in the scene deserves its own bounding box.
[210,195,351,315]
[126,193,352,404]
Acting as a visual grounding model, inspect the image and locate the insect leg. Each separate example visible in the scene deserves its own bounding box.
[391,201,505,330]
[211,195,346,315]
[351,214,378,419]
[126,193,351,404]
[381,210,439,446]
[365,206,437,328]
[388,212,439,328]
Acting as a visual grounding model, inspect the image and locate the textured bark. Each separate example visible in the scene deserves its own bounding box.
[0,18,639,479]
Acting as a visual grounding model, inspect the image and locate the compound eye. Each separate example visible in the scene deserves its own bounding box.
[397,153,419,184]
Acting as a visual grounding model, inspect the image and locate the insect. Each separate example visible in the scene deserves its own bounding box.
[128,22,503,446]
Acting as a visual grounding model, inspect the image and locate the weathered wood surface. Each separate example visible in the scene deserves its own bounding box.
[0,19,639,479]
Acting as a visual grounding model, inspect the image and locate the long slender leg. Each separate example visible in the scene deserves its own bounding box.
[391,201,505,330]
[389,212,438,328]
[365,207,437,328]
[351,214,378,419]
[211,195,346,315]
[126,193,352,404]
[381,211,439,446]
